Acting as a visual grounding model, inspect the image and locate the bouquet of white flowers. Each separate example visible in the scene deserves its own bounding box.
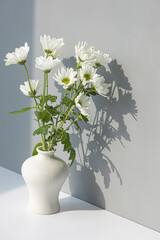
[4,35,112,166]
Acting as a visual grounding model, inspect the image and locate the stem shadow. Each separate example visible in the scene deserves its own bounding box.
[59,58,138,209]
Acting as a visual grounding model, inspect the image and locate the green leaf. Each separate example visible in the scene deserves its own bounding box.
[44,95,57,104]
[60,115,65,122]
[59,129,76,166]
[70,116,81,131]
[74,120,81,131]
[57,129,64,139]
[78,114,88,122]
[34,110,51,123]
[62,97,74,106]
[32,142,43,156]
[34,111,42,119]
[61,131,71,151]
[84,88,98,96]
[45,105,60,116]
[33,125,51,136]
[72,111,80,115]
[69,148,76,167]
[9,107,35,114]
[42,111,51,123]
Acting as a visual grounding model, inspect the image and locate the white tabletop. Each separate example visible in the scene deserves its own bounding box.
[0,166,160,240]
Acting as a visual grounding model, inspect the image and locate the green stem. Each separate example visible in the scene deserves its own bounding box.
[46,73,48,95]
[23,64,38,106]
[65,117,79,131]
[55,88,68,129]
[55,66,82,143]
[24,64,33,95]
[50,134,57,150]
[63,88,68,113]
[23,64,46,149]
[42,134,47,150]
[70,87,73,98]
[41,72,49,151]
[43,72,48,101]
[58,104,76,130]
[58,81,83,130]
[55,103,62,129]
[48,141,52,151]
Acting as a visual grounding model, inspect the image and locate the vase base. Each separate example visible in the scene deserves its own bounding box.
[28,203,60,215]
[28,207,60,215]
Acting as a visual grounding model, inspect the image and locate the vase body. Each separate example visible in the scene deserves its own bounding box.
[21,147,68,215]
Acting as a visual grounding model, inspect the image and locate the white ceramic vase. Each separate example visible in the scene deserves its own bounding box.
[21,147,68,215]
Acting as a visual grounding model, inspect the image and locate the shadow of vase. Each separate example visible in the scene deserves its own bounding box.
[68,162,106,209]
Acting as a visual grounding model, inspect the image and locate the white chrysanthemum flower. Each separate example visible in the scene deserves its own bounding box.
[53,67,77,89]
[4,42,29,66]
[20,80,41,96]
[35,56,60,73]
[79,64,98,86]
[40,35,64,58]
[75,92,91,118]
[75,41,95,64]
[92,76,109,97]
[94,50,112,67]
[80,61,95,69]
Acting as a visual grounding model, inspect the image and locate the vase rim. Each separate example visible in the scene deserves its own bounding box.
[37,146,55,154]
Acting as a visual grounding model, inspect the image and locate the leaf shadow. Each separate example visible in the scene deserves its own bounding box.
[60,58,138,208]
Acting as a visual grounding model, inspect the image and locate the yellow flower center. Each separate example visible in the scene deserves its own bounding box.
[18,60,26,65]
[62,78,70,85]
[95,62,101,67]
[29,90,36,96]
[45,49,52,54]
[84,73,90,80]
[78,100,82,106]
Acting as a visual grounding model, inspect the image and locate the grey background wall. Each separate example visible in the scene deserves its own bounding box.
[0,0,34,172]
[1,0,160,233]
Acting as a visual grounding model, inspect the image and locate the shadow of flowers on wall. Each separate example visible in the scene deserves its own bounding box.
[61,57,138,209]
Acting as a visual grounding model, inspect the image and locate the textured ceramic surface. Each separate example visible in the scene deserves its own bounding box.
[21,147,68,214]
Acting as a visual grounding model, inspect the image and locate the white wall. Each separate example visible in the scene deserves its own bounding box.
[1,0,160,232]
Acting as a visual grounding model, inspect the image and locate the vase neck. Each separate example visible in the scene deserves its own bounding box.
[37,147,55,157]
